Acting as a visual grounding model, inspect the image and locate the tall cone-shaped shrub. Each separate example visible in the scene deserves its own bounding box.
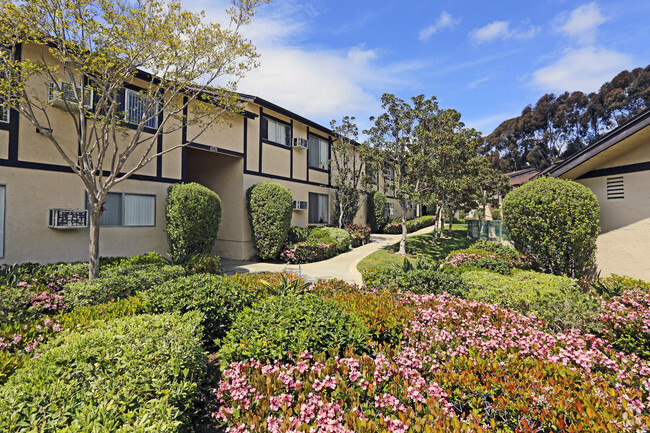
[246,182,293,260]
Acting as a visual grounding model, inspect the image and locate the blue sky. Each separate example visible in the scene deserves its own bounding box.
[184,0,650,136]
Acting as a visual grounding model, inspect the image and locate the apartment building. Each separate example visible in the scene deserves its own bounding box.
[0,43,410,263]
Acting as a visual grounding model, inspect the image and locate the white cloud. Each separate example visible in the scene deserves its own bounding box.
[181,0,421,127]
[555,2,608,45]
[469,20,540,45]
[419,12,460,41]
[467,75,494,89]
[532,46,634,93]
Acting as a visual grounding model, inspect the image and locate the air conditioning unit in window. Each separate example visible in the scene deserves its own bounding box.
[293,138,308,149]
[48,82,93,111]
[48,209,88,229]
[293,200,308,211]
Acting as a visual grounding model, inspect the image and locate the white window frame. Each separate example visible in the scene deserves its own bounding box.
[124,88,159,129]
[87,192,156,227]
[386,202,395,217]
[0,47,11,124]
[308,134,329,170]
[384,165,395,181]
[262,115,291,146]
[47,81,94,109]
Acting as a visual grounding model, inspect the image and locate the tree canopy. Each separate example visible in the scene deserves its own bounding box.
[484,65,650,172]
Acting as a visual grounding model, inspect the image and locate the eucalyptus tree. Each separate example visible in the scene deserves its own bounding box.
[0,0,268,278]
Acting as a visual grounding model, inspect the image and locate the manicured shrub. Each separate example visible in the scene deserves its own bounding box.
[166,182,222,262]
[598,290,650,360]
[246,182,293,261]
[280,239,338,264]
[461,270,600,331]
[384,215,435,234]
[472,239,520,260]
[0,312,206,433]
[101,251,169,270]
[502,177,600,278]
[58,296,144,332]
[309,278,361,297]
[64,264,185,309]
[319,227,351,253]
[345,224,371,247]
[361,265,468,297]
[367,190,388,232]
[444,245,532,275]
[491,208,502,220]
[217,293,369,364]
[140,274,253,345]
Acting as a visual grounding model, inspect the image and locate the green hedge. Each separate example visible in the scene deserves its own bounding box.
[217,293,369,365]
[246,182,293,261]
[0,312,206,432]
[367,191,388,233]
[166,182,222,262]
[502,177,600,278]
[140,274,254,345]
[461,270,601,332]
[362,266,468,297]
[64,264,185,309]
[320,227,351,253]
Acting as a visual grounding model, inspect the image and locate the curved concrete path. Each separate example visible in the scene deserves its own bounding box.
[221,225,436,285]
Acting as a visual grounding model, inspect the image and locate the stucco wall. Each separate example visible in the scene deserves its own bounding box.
[0,166,172,264]
[577,171,650,280]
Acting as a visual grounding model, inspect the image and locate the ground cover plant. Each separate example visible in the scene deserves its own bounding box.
[213,293,650,432]
[0,312,206,432]
[358,224,471,272]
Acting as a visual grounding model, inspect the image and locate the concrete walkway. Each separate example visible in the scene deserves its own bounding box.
[221,225,436,285]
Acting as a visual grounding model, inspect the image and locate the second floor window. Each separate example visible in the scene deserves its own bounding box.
[0,104,7,123]
[261,115,290,146]
[308,134,329,170]
[0,48,9,123]
[125,89,159,129]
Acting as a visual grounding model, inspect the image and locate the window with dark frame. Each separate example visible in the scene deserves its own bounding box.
[124,89,159,129]
[261,115,291,146]
[308,134,329,170]
[86,192,156,226]
[308,192,328,224]
[383,165,394,181]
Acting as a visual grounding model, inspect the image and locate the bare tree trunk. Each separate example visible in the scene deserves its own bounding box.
[398,210,407,255]
[439,203,446,239]
[432,205,442,245]
[338,193,344,228]
[88,206,102,279]
[447,208,454,237]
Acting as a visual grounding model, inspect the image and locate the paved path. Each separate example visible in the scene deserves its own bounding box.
[221,225,436,285]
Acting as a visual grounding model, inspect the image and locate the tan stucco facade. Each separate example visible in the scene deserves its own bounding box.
[0,42,410,263]
[556,120,650,281]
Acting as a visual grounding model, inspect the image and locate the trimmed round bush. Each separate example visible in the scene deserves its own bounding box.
[367,191,388,233]
[64,264,185,309]
[461,270,601,332]
[140,274,254,344]
[315,227,351,253]
[217,293,369,364]
[166,182,222,262]
[502,177,600,278]
[246,182,293,261]
[0,312,206,432]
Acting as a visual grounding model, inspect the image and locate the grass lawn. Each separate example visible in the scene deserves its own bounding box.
[357,224,472,272]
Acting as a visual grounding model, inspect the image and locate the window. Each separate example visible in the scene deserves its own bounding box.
[87,192,155,226]
[0,185,5,258]
[308,134,329,170]
[606,176,624,200]
[366,167,378,184]
[261,115,290,146]
[47,81,93,109]
[0,48,10,123]
[383,165,394,181]
[386,202,394,217]
[308,192,329,224]
[125,89,158,129]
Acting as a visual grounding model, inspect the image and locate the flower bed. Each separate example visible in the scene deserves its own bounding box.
[213,293,650,431]
[345,224,371,247]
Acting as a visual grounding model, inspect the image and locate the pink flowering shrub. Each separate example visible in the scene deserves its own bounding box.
[598,289,650,360]
[443,246,532,275]
[345,224,371,248]
[214,293,650,431]
[280,241,338,264]
[0,317,62,383]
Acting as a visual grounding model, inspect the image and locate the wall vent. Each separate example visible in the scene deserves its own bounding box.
[606,176,624,200]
